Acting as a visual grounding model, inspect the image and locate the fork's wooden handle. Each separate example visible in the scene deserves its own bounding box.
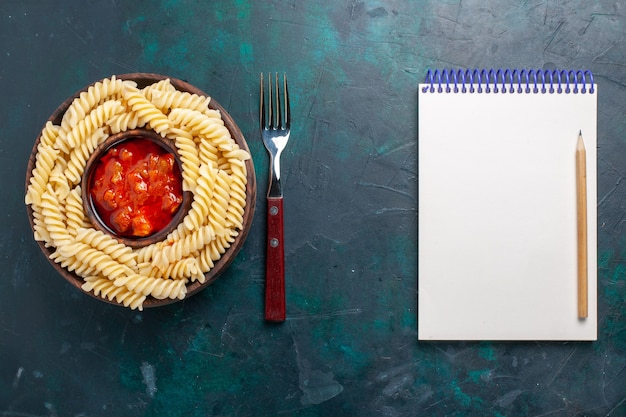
[265,196,286,322]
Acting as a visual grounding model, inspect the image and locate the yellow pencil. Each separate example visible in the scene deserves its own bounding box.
[576,131,588,319]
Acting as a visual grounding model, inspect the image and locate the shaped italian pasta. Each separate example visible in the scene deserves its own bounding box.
[106,110,143,134]
[207,170,231,237]
[198,136,220,166]
[40,185,72,248]
[168,108,227,138]
[82,275,146,310]
[114,274,187,300]
[50,251,97,277]
[62,100,125,150]
[64,128,108,185]
[140,257,204,282]
[74,227,137,267]
[61,76,137,132]
[183,163,217,231]
[141,78,175,102]
[197,231,237,271]
[151,89,212,114]
[31,210,52,245]
[170,127,200,191]
[225,159,248,229]
[157,224,215,269]
[123,89,170,135]
[65,187,86,234]
[25,143,59,206]
[40,121,61,147]
[59,242,135,281]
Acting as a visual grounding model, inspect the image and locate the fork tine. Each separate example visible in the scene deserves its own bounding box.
[260,73,265,129]
[265,72,274,129]
[283,73,290,129]
[274,73,281,129]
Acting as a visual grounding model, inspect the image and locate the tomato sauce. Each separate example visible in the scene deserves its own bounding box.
[90,138,183,238]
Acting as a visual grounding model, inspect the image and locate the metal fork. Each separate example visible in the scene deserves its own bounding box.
[260,73,290,322]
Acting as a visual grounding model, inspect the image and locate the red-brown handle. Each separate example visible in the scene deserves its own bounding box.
[265,196,286,321]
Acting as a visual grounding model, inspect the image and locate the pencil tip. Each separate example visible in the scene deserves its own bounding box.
[579,130,582,136]
[577,132,585,149]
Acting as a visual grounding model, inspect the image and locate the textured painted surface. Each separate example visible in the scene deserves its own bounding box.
[0,1,625,416]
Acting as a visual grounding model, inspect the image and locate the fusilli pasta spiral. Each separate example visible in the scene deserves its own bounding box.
[123,89,170,135]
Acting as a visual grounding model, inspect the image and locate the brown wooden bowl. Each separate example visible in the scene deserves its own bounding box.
[25,73,257,308]
[81,128,193,248]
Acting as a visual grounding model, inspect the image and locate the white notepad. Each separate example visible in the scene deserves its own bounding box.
[418,69,597,341]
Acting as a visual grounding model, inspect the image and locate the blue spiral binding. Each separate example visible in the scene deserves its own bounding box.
[422,68,595,94]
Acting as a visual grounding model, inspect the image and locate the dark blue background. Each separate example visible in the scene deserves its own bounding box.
[1,1,624,416]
